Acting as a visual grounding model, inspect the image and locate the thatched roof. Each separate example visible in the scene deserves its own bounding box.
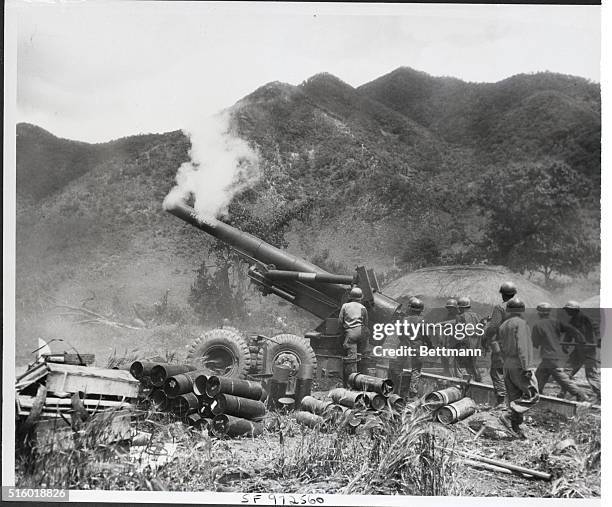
[383,265,555,310]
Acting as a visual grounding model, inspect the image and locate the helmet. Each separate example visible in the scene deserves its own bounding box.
[536,302,552,314]
[564,300,580,311]
[409,297,424,311]
[445,298,458,309]
[457,296,471,309]
[499,281,518,296]
[506,297,525,313]
[349,287,363,300]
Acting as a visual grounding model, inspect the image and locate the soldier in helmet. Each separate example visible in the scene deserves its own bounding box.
[440,298,459,376]
[561,301,600,401]
[497,297,539,440]
[483,281,517,405]
[338,287,369,387]
[402,297,431,398]
[531,302,588,401]
[454,296,483,381]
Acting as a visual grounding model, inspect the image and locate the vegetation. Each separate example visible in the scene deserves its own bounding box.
[14,67,600,363]
[15,395,600,496]
[15,398,458,494]
[474,159,599,283]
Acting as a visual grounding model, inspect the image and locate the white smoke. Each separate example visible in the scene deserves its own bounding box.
[163,111,259,218]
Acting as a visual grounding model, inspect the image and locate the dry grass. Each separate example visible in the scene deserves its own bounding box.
[15,396,598,497]
[16,396,458,495]
[342,400,457,495]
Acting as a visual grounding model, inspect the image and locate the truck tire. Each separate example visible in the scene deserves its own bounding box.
[256,334,317,377]
[186,328,252,379]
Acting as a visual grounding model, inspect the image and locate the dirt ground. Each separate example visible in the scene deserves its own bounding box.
[15,372,600,497]
[108,388,599,497]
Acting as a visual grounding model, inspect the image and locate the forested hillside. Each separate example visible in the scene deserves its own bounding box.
[14,67,600,363]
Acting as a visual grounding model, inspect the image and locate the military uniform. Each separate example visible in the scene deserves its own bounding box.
[565,312,601,399]
[498,314,539,428]
[531,317,587,400]
[453,310,482,381]
[388,314,431,397]
[439,311,457,376]
[483,303,507,403]
[404,315,432,398]
[338,300,369,385]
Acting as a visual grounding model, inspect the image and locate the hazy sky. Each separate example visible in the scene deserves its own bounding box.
[9,1,601,142]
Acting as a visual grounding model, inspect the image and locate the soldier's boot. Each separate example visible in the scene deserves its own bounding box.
[499,414,520,438]
[512,424,527,440]
[358,353,375,375]
[343,358,358,388]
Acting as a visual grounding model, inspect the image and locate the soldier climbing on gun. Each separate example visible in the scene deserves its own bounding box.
[338,287,369,387]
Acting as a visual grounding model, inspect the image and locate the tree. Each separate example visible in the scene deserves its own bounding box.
[474,159,599,284]
[188,158,313,324]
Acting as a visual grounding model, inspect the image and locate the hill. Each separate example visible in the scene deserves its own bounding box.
[359,67,600,183]
[14,67,600,364]
[16,123,105,200]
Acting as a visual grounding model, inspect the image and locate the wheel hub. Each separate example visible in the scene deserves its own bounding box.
[198,346,235,376]
[274,352,300,374]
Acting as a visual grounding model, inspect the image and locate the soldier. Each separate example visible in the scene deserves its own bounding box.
[531,302,588,401]
[562,301,600,402]
[483,281,517,406]
[401,297,431,399]
[440,298,459,376]
[497,298,539,440]
[338,287,369,387]
[454,296,483,381]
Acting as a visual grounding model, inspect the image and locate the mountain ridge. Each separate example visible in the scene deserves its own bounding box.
[14,66,600,363]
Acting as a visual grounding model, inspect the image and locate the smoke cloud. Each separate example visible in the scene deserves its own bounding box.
[163,111,260,218]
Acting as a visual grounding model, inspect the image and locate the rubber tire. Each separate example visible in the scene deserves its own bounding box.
[256,334,317,377]
[186,328,252,379]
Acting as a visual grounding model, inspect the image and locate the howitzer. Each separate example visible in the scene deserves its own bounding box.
[165,199,404,381]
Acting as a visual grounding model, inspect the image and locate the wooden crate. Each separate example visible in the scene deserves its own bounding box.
[17,394,135,416]
[46,363,139,398]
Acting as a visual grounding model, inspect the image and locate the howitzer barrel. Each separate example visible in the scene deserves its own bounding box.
[264,270,355,285]
[166,201,326,274]
[165,200,402,322]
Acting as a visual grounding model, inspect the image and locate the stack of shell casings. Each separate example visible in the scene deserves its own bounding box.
[424,386,476,424]
[204,375,266,437]
[130,361,267,436]
[294,373,402,432]
[130,361,198,414]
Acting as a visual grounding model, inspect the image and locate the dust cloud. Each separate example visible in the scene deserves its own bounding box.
[163,111,260,218]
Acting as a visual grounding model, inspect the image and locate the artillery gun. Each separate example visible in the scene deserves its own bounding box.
[165,199,404,382]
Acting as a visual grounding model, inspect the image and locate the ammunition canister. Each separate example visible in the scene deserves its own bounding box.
[211,393,266,420]
[211,414,263,437]
[150,364,196,387]
[205,375,264,401]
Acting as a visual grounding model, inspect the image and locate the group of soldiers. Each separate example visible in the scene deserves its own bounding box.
[339,282,601,440]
